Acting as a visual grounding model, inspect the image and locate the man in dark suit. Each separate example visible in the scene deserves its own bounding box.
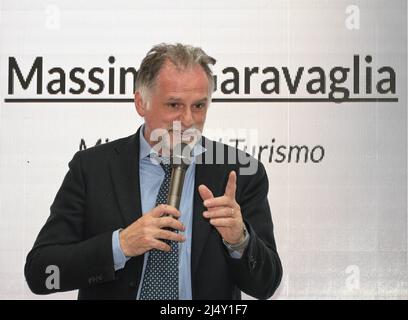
[25,43,282,300]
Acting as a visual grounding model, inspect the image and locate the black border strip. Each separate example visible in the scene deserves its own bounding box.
[3,97,400,103]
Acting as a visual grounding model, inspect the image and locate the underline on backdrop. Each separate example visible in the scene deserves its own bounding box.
[3,97,399,103]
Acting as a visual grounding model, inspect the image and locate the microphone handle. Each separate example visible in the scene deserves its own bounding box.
[167,165,187,210]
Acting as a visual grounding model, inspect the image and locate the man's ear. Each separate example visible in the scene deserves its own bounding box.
[134,91,147,117]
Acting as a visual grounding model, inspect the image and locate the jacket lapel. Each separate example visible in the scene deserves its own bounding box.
[109,128,143,227]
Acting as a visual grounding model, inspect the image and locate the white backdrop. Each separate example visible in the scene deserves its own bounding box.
[0,0,407,299]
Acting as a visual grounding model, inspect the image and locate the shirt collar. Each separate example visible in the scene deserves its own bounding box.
[139,124,206,162]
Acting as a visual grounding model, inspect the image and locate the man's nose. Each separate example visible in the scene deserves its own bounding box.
[180,106,194,128]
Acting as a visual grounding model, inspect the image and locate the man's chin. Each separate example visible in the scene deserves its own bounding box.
[169,130,201,145]
[148,125,202,156]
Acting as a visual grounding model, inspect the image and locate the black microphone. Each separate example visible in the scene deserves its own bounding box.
[167,142,192,209]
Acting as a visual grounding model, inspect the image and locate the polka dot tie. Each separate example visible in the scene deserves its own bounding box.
[139,159,179,300]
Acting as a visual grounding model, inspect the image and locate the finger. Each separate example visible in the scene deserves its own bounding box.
[150,239,172,252]
[203,195,234,209]
[198,184,214,201]
[157,217,186,231]
[203,207,234,219]
[156,229,185,242]
[209,218,234,228]
[151,204,181,219]
[224,170,237,198]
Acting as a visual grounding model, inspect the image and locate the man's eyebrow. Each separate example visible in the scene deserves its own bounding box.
[166,97,183,102]
[194,97,208,104]
[166,97,208,103]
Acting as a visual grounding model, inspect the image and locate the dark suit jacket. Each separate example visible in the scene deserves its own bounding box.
[25,127,282,300]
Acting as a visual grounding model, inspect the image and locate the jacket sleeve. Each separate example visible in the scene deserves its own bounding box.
[24,152,116,294]
[226,161,283,299]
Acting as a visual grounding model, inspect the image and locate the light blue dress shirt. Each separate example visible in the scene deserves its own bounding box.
[111,126,246,300]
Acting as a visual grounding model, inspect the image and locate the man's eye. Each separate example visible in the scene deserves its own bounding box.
[168,103,180,108]
[194,103,206,109]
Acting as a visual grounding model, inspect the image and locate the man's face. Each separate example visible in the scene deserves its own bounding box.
[135,60,210,152]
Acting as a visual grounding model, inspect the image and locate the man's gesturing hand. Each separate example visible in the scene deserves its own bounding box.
[198,171,245,245]
[119,204,185,257]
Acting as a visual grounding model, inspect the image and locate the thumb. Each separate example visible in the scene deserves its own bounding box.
[198,184,214,201]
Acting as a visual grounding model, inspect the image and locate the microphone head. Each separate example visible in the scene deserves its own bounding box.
[171,142,192,167]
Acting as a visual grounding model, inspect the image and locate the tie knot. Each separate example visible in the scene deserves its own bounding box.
[148,153,172,177]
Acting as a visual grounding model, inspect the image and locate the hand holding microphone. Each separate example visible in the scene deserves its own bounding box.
[119,142,192,257]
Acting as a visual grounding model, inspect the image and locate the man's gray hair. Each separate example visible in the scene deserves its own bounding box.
[135,43,216,102]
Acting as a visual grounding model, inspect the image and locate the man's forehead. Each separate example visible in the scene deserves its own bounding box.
[153,60,210,94]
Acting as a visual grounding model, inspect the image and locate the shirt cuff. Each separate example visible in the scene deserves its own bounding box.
[226,232,250,259]
[112,229,130,271]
